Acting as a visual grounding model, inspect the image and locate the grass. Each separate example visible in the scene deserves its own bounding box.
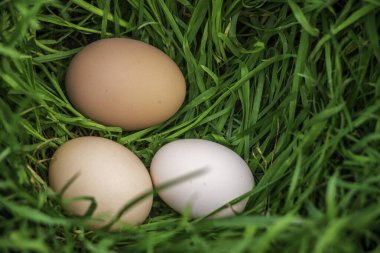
[1,0,380,252]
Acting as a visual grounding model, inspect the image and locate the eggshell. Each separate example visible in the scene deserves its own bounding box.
[65,38,186,130]
[150,139,254,218]
[48,136,153,229]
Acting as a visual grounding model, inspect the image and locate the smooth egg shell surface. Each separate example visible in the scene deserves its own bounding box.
[65,38,186,130]
[48,137,153,229]
[150,139,254,218]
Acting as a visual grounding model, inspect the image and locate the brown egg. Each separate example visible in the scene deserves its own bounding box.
[48,136,153,230]
[65,38,186,130]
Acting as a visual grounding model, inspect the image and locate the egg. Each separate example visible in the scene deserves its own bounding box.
[150,139,254,218]
[65,38,186,130]
[48,136,153,229]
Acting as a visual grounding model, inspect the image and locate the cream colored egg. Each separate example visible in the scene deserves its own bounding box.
[49,136,153,229]
[65,38,186,130]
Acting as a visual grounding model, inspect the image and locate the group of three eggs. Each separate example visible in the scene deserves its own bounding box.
[49,38,254,229]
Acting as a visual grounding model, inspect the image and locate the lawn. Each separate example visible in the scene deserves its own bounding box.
[1,0,380,252]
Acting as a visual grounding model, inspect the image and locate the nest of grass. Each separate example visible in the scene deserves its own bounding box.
[0,1,379,252]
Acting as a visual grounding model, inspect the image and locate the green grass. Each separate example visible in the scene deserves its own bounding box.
[1,0,380,252]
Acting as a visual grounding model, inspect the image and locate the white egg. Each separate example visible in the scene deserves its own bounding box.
[150,139,254,218]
